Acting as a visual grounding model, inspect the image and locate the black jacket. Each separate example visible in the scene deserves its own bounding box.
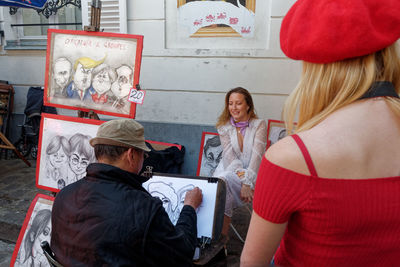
[51,163,198,266]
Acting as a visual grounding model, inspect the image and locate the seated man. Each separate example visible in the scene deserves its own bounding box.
[51,119,202,266]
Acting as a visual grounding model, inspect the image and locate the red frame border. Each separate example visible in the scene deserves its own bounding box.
[196,132,219,176]
[10,194,55,266]
[36,113,106,192]
[44,29,144,118]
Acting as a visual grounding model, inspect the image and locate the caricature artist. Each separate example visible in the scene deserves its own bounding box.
[51,119,203,266]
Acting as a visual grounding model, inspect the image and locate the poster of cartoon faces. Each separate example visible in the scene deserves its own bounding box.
[197,132,222,177]
[267,120,287,148]
[37,113,104,192]
[11,194,54,267]
[143,175,218,238]
[44,29,143,118]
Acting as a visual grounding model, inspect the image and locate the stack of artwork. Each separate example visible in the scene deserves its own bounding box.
[10,29,144,266]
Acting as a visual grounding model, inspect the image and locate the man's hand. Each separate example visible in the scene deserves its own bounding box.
[240,184,254,203]
[184,187,203,210]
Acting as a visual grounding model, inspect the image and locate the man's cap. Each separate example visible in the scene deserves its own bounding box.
[280,0,400,63]
[90,119,150,152]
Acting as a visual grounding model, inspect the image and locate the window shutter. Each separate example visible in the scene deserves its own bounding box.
[81,0,127,33]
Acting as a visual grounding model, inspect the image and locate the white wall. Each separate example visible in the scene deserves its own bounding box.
[0,0,301,125]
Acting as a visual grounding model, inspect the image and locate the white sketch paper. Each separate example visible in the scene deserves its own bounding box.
[199,134,222,177]
[38,116,100,190]
[143,175,218,238]
[13,197,53,267]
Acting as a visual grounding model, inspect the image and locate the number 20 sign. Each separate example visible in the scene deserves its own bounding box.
[128,88,146,105]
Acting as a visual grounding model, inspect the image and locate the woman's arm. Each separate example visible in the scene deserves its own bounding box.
[241,212,287,267]
[242,120,268,188]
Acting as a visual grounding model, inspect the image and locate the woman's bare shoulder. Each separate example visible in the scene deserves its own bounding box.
[265,135,310,175]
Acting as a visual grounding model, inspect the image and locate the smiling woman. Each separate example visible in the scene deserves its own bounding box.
[214,87,267,239]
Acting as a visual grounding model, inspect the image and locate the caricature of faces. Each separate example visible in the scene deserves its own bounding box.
[204,145,222,176]
[111,65,134,99]
[92,64,117,95]
[49,146,69,169]
[68,133,94,180]
[53,58,72,89]
[73,63,93,92]
[69,151,90,177]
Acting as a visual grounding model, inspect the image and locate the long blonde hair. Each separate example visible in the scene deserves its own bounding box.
[284,43,400,133]
[216,87,258,128]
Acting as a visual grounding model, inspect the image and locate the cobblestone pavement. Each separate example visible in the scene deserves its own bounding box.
[0,158,250,266]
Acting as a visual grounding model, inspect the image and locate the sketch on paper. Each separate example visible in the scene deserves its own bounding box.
[267,120,287,148]
[37,114,103,192]
[147,181,195,224]
[178,0,255,37]
[44,29,143,118]
[143,175,218,238]
[197,133,222,177]
[12,195,54,267]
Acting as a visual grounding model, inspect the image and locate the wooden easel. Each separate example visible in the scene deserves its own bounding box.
[0,84,31,167]
[78,0,102,120]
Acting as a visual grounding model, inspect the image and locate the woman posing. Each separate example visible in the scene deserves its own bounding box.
[214,87,267,237]
[241,0,400,266]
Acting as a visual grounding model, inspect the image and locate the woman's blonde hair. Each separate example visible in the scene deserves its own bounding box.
[216,87,258,128]
[284,42,400,133]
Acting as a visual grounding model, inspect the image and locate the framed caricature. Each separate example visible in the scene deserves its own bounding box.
[266,119,287,148]
[196,132,222,177]
[36,113,105,192]
[10,194,54,267]
[44,29,144,118]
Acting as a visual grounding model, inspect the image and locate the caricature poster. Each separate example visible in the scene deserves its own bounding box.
[44,29,143,118]
[11,194,54,267]
[36,113,104,192]
[196,132,222,177]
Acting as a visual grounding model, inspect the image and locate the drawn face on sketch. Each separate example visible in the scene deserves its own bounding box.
[92,64,117,95]
[53,58,72,89]
[204,146,222,175]
[148,182,178,222]
[31,218,51,259]
[177,185,195,213]
[49,146,69,169]
[111,65,133,99]
[229,92,249,122]
[69,151,90,177]
[73,63,93,92]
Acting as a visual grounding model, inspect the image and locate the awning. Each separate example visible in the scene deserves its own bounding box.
[0,0,48,9]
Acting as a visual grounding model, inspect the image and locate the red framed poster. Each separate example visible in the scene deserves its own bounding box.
[266,119,288,149]
[196,132,222,177]
[36,113,106,192]
[10,194,54,267]
[44,29,144,118]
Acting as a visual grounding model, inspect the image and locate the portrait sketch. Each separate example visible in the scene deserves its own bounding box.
[44,29,144,118]
[143,175,219,238]
[11,194,54,267]
[37,113,104,192]
[267,120,287,148]
[197,132,222,177]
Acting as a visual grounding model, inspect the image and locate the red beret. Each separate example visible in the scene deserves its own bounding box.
[280,0,400,63]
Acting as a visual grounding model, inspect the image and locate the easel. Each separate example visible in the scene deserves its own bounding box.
[78,0,102,121]
[0,84,31,167]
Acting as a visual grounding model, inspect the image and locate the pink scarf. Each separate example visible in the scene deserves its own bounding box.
[230,117,249,136]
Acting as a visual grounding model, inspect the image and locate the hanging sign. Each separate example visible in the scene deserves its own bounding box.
[128,88,146,105]
[0,0,48,9]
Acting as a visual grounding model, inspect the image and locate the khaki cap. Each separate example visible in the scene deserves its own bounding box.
[90,119,150,152]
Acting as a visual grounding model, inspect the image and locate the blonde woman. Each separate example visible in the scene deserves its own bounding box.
[214,87,267,238]
[242,0,400,266]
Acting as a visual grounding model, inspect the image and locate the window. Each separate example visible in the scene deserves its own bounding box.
[15,5,82,38]
[177,0,256,37]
